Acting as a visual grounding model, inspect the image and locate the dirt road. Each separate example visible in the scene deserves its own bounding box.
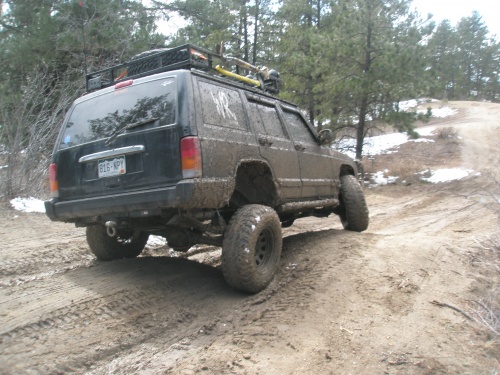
[1,101,499,374]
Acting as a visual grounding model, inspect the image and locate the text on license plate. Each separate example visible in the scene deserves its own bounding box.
[98,156,126,178]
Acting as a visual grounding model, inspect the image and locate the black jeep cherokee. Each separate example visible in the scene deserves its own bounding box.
[45,45,368,293]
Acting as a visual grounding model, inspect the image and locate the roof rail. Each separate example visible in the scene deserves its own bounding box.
[85,44,282,94]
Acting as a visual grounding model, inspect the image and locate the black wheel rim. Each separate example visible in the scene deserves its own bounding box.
[254,228,275,274]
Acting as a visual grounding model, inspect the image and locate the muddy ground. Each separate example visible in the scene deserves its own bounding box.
[0,101,499,374]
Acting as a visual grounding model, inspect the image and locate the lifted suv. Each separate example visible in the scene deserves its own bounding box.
[45,45,369,293]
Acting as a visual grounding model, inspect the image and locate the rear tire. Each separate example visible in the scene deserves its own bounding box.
[337,175,369,232]
[86,225,149,261]
[222,205,282,293]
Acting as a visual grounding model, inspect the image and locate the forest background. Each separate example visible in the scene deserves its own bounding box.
[1,0,499,199]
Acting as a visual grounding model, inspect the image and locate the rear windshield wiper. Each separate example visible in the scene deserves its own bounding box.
[105,117,160,146]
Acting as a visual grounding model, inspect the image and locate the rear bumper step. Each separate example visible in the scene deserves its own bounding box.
[45,183,194,222]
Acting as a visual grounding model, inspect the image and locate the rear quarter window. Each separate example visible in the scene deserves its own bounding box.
[198,80,247,131]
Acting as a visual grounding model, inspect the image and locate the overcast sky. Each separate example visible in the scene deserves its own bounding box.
[412,0,500,39]
[154,1,500,40]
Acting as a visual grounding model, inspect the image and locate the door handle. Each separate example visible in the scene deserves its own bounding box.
[294,143,306,151]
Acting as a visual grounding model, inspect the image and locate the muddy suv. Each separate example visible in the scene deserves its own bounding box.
[45,45,368,293]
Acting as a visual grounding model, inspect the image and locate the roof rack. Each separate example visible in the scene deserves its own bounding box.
[85,44,282,94]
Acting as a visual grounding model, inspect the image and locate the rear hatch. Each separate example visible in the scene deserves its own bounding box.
[54,74,186,201]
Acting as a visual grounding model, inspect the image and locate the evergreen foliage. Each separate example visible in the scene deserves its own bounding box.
[428,12,500,101]
[276,0,433,158]
[0,0,162,198]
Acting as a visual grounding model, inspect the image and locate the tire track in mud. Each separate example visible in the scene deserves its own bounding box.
[5,226,369,375]
[371,190,493,237]
[0,240,93,287]
[70,229,361,374]
[0,246,92,275]
[1,288,200,374]
[167,227,380,374]
[229,228,374,341]
[1,230,84,250]
[0,257,244,374]
[1,289,157,341]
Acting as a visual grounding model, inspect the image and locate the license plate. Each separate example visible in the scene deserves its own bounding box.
[98,156,126,178]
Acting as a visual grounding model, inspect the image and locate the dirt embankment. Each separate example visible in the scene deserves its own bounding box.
[0,101,499,374]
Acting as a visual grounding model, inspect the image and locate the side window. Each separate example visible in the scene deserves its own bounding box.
[283,110,316,144]
[248,100,287,138]
[199,80,247,130]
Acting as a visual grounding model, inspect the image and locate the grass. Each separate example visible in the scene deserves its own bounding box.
[470,234,500,341]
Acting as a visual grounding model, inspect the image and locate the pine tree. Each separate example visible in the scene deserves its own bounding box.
[455,11,490,99]
[427,20,457,100]
[275,0,329,127]
[427,11,500,102]
[320,0,431,158]
[163,0,275,63]
[163,0,238,51]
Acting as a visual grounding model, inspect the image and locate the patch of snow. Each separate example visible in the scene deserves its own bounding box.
[336,132,410,159]
[146,235,167,248]
[411,138,435,143]
[371,171,398,186]
[0,164,8,170]
[420,168,474,183]
[420,107,457,118]
[415,127,436,137]
[10,197,46,213]
[399,98,439,112]
[399,99,418,111]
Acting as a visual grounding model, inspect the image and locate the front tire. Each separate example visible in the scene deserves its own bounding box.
[222,205,282,293]
[86,225,149,261]
[337,175,369,232]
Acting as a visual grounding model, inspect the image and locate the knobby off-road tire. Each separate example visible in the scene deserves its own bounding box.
[222,205,282,293]
[338,175,369,232]
[86,225,149,261]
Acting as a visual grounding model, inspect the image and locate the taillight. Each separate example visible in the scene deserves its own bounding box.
[49,163,59,198]
[180,137,202,178]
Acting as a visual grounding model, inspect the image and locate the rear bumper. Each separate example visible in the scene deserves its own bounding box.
[45,183,190,222]
[45,178,234,222]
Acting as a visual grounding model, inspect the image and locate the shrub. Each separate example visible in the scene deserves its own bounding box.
[436,126,458,140]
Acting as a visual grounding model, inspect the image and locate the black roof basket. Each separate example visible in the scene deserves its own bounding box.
[85,44,282,94]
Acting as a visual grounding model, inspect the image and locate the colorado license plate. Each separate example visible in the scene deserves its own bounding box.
[98,156,126,178]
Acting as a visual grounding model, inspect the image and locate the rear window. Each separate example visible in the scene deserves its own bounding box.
[60,77,177,148]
